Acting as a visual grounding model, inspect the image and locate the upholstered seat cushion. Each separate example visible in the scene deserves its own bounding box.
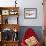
[21,28,41,46]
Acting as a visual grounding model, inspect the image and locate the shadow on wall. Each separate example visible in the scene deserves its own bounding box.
[18,26,43,44]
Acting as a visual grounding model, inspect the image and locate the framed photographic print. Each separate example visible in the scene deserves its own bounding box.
[0,15,1,24]
[8,16,18,24]
[2,10,9,15]
[0,32,1,41]
[24,8,37,19]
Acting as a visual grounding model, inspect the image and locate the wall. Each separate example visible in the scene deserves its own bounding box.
[19,0,43,26]
[0,0,43,26]
[0,0,15,7]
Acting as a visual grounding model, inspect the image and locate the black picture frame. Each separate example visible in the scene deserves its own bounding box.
[24,8,37,19]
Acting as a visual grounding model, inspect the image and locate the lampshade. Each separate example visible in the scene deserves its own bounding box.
[13,28,17,32]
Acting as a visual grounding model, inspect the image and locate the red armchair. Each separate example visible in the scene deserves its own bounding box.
[21,28,41,46]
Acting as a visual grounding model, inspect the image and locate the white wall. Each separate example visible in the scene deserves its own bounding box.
[0,0,43,26]
[19,0,44,26]
[0,0,15,7]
